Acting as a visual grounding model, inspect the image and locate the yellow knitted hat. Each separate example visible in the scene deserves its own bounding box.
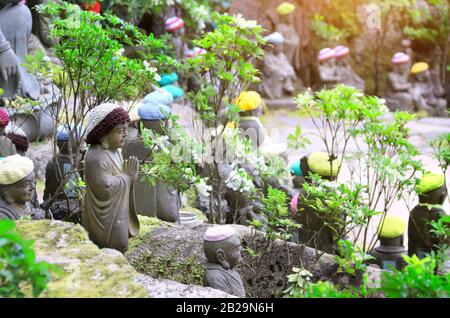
[411,62,429,75]
[277,2,295,15]
[415,172,445,194]
[377,216,406,238]
[0,155,34,185]
[307,152,340,177]
[235,91,262,111]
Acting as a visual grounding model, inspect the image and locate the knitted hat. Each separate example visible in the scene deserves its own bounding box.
[415,172,445,194]
[276,2,295,15]
[377,216,406,238]
[139,91,173,121]
[0,154,34,185]
[5,126,28,153]
[162,85,184,100]
[411,62,429,75]
[290,160,303,176]
[334,45,350,58]
[307,152,340,177]
[85,103,130,145]
[264,32,284,45]
[82,1,101,14]
[165,16,184,32]
[204,225,236,242]
[235,91,261,111]
[318,48,337,62]
[391,52,410,65]
[0,108,9,128]
[158,72,179,87]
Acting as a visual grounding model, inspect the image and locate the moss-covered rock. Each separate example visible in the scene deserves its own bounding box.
[15,220,148,298]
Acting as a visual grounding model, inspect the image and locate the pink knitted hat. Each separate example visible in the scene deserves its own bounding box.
[0,108,9,128]
[391,52,410,65]
[204,225,236,242]
[334,45,350,58]
[165,17,185,32]
[318,48,337,62]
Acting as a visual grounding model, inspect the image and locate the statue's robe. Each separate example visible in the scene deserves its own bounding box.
[122,136,180,223]
[276,23,301,71]
[386,72,414,112]
[337,64,365,91]
[83,145,140,253]
[0,196,44,220]
[0,135,17,157]
[0,3,40,99]
[204,263,245,297]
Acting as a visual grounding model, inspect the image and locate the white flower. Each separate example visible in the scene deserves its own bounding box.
[143,62,161,82]
[196,179,212,197]
[225,168,255,193]
[233,14,258,29]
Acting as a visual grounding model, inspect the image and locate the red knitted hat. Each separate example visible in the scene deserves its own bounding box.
[0,108,9,128]
[6,133,29,152]
[86,106,130,145]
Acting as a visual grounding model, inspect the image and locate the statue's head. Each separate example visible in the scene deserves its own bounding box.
[0,155,35,207]
[391,52,410,74]
[165,16,185,37]
[377,216,406,247]
[416,172,446,205]
[235,91,261,117]
[334,46,350,67]
[138,90,173,135]
[318,48,337,68]
[85,103,130,150]
[0,108,10,136]
[411,62,430,83]
[204,225,242,270]
[264,32,284,55]
[305,152,340,182]
[5,125,28,156]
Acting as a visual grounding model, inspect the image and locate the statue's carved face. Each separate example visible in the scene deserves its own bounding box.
[223,235,243,269]
[416,70,431,83]
[273,43,283,55]
[3,172,35,206]
[103,123,129,150]
[394,63,409,75]
[336,57,348,67]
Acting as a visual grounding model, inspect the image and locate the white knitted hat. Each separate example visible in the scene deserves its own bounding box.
[204,225,236,242]
[5,124,26,137]
[318,48,337,62]
[0,155,34,185]
[334,45,350,58]
[85,103,121,137]
[392,52,410,65]
[165,16,184,32]
[264,32,284,45]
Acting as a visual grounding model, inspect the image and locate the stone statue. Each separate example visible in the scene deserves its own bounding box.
[409,172,447,258]
[386,52,415,112]
[317,48,339,89]
[334,45,365,91]
[275,2,301,71]
[411,62,447,117]
[290,152,340,253]
[122,90,181,223]
[235,91,266,148]
[165,16,187,61]
[0,154,44,220]
[5,124,28,156]
[0,0,40,100]
[430,48,447,104]
[203,225,245,297]
[261,32,296,100]
[28,0,54,48]
[370,216,407,270]
[83,103,140,253]
[43,125,82,220]
[0,107,17,157]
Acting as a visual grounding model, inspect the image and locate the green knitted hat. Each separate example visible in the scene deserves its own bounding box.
[307,152,340,177]
[377,216,406,238]
[415,172,445,195]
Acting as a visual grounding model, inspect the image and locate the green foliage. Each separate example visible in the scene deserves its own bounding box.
[335,240,374,277]
[380,255,450,298]
[0,220,58,298]
[291,280,358,298]
[283,267,313,297]
[312,15,348,47]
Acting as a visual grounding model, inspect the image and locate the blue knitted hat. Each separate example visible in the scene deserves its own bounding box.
[158,72,179,87]
[56,125,85,141]
[139,91,173,120]
[290,161,303,176]
[162,85,184,100]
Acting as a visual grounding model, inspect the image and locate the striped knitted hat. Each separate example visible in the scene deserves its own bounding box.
[0,108,9,128]
[85,103,130,145]
[391,52,410,65]
[318,48,337,62]
[0,154,34,185]
[165,16,184,32]
[334,45,350,58]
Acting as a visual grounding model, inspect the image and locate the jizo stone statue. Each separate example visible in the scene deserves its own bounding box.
[386,52,415,112]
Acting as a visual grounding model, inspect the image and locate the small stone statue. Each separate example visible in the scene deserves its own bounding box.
[409,172,447,258]
[5,124,28,156]
[386,52,415,112]
[0,154,44,220]
[29,0,54,48]
[122,90,181,223]
[0,0,40,100]
[317,48,339,89]
[43,125,82,220]
[165,16,187,61]
[83,103,140,253]
[411,62,447,117]
[275,2,301,72]
[334,45,365,91]
[261,32,296,100]
[0,108,17,157]
[235,91,266,148]
[290,152,340,253]
[430,48,446,102]
[203,225,245,297]
[370,216,407,270]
